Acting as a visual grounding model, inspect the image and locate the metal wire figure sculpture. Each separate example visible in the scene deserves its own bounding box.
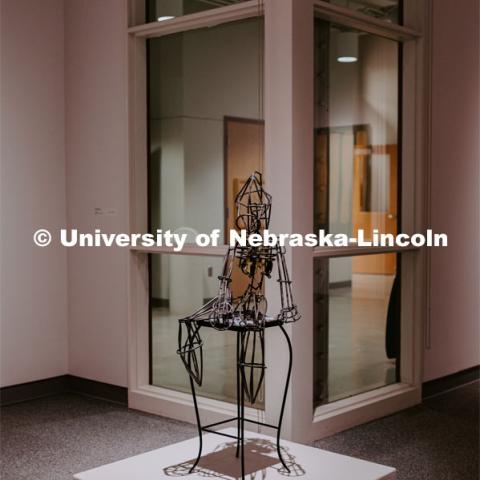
[176,171,301,478]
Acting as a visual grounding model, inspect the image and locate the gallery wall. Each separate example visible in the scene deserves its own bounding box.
[424,0,480,381]
[64,0,129,387]
[1,0,131,391]
[0,0,68,387]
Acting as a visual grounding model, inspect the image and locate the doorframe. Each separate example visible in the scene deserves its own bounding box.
[127,0,429,443]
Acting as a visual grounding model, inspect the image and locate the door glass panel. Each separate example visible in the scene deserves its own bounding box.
[313,19,401,406]
[148,18,264,406]
[314,254,400,406]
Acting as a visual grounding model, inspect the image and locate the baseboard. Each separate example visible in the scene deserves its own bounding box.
[68,376,127,405]
[422,365,479,399]
[0,375,128,407]
[5,367,476,406]
[0,376,69,406]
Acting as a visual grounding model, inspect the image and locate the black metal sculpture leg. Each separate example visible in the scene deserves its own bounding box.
[189,376,203,473]
[236,331,241,458]
[240,331,246,479]
[276,325,293,473]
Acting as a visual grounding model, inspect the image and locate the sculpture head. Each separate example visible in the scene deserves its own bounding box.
[235,171,272,234]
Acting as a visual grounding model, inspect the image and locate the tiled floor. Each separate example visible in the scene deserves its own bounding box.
[1,381,478,480]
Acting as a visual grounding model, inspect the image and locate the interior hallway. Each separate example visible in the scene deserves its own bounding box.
[1,381,478,480]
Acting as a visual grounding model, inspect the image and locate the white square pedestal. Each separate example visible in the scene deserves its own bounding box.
[74,428,396,480]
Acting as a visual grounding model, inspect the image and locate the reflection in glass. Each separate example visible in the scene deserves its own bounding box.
[148,18,263,240]
[148,19,264,406]
[314,254,400,406]
[314,21,399,243]
[313,20,400,406]
[146,0,252,23]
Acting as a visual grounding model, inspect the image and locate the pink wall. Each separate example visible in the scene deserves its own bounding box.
[424,0,480,381]
[0,0,68,386]
[64,0,129,387]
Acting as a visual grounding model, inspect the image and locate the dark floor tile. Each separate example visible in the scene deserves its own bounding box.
[424,380,479,424]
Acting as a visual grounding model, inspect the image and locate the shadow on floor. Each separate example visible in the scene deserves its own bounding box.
[163,438,305,478]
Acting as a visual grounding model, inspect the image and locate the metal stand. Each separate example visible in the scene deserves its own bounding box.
[188,325,292,479]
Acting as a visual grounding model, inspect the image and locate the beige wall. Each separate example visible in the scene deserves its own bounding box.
[424,0,480,381]
[64,0,129,387]
[0,0,68,387]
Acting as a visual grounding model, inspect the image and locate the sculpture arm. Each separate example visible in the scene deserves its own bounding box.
[275,246,301,323]
[210,246,235,329]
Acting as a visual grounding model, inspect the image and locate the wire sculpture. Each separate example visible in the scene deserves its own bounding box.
[176,171,301,479]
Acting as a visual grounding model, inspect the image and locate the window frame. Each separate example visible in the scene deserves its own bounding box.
[127,0,428,443]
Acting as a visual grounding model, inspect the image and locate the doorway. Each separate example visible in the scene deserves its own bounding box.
[351,128,398,275]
